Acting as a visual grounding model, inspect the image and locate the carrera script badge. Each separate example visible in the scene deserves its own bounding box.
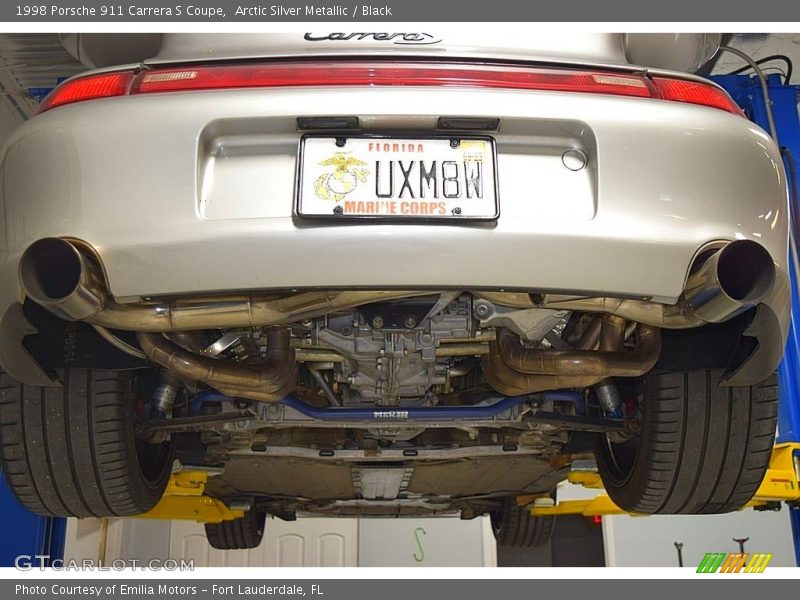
[304,32,442,45]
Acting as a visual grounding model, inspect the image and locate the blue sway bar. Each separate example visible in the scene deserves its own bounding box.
[188,388,585,421]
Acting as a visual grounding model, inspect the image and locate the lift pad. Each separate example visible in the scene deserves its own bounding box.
[754,443,800,501]
[135,471,244,524]
[529,443,800,518]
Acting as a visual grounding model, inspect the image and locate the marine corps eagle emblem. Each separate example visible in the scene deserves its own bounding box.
[314,152,370,201]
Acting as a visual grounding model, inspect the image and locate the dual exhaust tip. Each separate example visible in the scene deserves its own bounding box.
[683,239,776,323]
[19,237,108,322]
[18,236,777,330]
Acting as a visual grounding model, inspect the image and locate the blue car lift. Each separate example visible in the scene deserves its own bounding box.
[711,72,800,566]
[0,470,66,567]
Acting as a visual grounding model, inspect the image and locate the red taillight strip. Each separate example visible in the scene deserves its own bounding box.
[130,62,654,98]
[35,61,744,118]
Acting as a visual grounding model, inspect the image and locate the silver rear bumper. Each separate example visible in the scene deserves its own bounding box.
[0,84,790,385]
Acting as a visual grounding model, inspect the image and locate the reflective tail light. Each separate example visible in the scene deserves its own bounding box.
[36,71,134,113]
[650,77,744,116]
[35,61,744,117]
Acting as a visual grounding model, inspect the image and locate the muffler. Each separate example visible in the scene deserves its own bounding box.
[19,237,775,334]
[480,239,777,327]
[18,237,426,332]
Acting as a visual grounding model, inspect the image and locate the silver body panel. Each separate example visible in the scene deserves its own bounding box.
[0,88,787,295]
[149,32,720,74]
[152,32,632,68]
[0,40,790,386]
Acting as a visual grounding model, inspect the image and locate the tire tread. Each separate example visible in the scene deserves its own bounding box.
[491,497,554,548]
[596,369,777,515]
[0,369,172,518]
[205,511,266,550]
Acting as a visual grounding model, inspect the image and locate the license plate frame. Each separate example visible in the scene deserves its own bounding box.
[295,134,500,221]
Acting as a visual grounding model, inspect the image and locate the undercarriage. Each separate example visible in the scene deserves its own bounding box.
[7,235,778,518]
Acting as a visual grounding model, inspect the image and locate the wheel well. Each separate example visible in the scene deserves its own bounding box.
[655,308,756,377]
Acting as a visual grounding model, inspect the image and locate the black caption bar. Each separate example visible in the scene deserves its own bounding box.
[4,579,796,600]
[1,0,799,21]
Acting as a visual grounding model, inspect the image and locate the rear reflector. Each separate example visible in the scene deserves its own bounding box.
[35,71,134,114]
[651,77,744,116]
[35,61,744,117]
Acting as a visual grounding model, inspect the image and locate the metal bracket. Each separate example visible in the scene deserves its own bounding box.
[472,298,568,342]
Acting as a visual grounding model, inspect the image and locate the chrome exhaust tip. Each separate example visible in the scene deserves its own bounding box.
[684,239,776,324]
[18,237,107,321]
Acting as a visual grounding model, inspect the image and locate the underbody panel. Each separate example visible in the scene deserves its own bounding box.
[205,454,568,516]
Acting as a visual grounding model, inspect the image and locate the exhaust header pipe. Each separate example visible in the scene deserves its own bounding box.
[137,329,296,402]
[483,315,661,396]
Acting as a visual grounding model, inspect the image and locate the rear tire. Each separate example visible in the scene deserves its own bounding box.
[205,511,267,550]
[490,496,554,548]
[596,369,778,514]
[0,369,173,518]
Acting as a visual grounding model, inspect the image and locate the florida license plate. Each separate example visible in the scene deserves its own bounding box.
[297,136,498,219]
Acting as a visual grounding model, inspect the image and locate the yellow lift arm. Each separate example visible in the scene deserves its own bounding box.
[136,471,244,524]
[529,442,800,518]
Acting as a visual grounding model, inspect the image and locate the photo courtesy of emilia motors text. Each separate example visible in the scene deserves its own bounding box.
[1,0,800,595]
